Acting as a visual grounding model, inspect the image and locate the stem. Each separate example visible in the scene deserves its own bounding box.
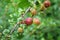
[37,0,42,5]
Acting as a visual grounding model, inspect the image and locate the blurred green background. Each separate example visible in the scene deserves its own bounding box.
[0,0,60,40]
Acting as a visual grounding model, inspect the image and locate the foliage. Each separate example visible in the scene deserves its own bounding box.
[0,0,60,40]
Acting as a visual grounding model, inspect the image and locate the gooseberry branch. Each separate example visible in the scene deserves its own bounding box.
[10,7,31,34]
[10,0,51,34]
[10,0,38,34]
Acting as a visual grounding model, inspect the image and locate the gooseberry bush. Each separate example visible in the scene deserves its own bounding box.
[0,0,60,40]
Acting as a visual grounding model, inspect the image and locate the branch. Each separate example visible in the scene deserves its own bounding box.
[10,0,37,35]
[10,7,31,34]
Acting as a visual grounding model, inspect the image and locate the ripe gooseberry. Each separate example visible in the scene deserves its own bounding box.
[25,17,33,25]
[33,18,40,25]
[44,0,51,8]
[30,8,36,16]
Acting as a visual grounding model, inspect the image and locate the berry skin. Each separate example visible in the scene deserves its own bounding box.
[25,17,33,25]
[30,8,36,16]
[18,28,23,33]
[33,18,40,25]
[44,0,51,8]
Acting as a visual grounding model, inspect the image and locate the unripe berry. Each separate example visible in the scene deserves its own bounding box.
[33,18,40,25]
[18,28,23,33]
[44,0,51,8]
[25,17,33,25]
[30,8,36,16]
[40,4,45,11]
